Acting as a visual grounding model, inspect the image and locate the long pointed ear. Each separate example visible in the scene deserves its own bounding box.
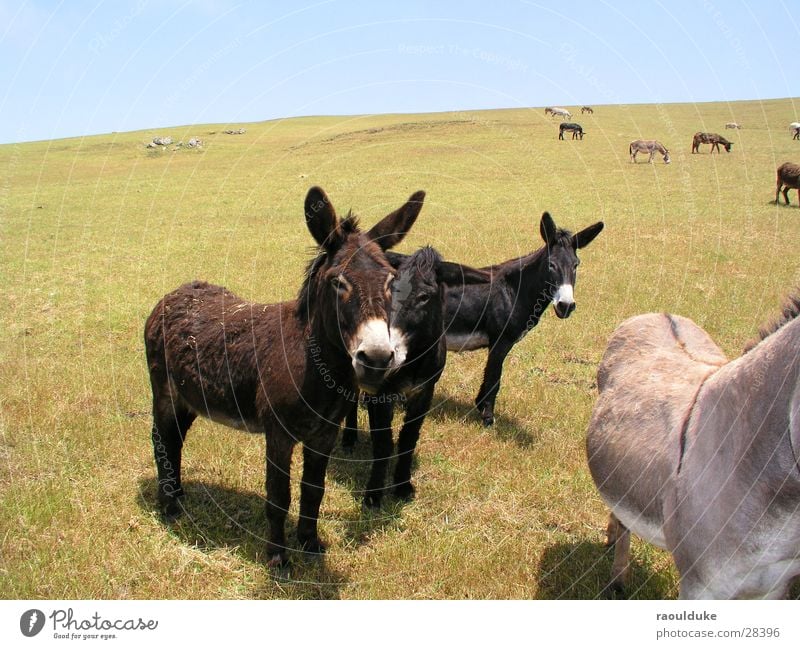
[573,221,604,249]
[366,190,425,250]
[436,260,491,286]
[540,211,558,247]
[304,186,340,250]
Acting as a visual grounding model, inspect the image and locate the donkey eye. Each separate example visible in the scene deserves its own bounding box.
[548,262,557,273]
[331,275,351,296]
[416,293,430,306]
[383,274,394,297]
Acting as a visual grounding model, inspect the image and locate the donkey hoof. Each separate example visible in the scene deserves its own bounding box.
[362,492,383,511]
[393,482,416,502]
[482,415,495,427]
[159,497,184,522]
[602,581,627,599]
[267,552,290,571]
[299,537,327,556]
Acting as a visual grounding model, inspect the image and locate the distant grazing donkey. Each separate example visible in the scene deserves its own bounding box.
[144,187,423,567]
[341,247,489,507]
[581,106,594,114]
[629,139,670,164]
[691,132,733,154]
[559,122,585,140]
[385,212,604,426]
[546,106,572,120]
[775,161,800,205]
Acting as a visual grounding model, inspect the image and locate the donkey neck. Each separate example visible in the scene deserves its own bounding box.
[502,247,554,313]
[703,316,800,477]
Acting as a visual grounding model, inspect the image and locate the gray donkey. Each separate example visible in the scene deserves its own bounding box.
[587,292,800,599]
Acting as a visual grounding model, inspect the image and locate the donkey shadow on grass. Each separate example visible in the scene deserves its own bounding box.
[325,429,414,544]
[426,393,540,448]
[138,478,346,598]
[537,540,800,599]
[536,540,678,599]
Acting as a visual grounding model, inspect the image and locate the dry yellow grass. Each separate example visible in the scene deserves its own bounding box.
[1,98,799,599]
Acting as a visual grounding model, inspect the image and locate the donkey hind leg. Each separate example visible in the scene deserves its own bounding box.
[151,393,196,520]
[783,186,792,205]
[392,386,435,501]
[604,512,631,597]
[475,338,515,427]
[296,431,337,556]
[340,400,359,453]
[363,401,395,510]
[265,431,296,567]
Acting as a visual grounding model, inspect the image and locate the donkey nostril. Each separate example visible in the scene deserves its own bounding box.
[356,347,393,369]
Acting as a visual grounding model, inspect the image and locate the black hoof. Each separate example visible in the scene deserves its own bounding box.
[299,537,327,556]
[362,491,383,510]
[159,494,184,522]
[393,481,416,502]
[601,581,626,599]
[267,552,291,572]
[482,415,495,427]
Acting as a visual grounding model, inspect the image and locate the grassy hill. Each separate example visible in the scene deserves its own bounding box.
[2,98,799,599]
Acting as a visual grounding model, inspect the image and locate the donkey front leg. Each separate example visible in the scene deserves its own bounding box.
[364,401,395,509]
[392,386,435,501]
[340,400,359,453]
[151,396,196,520]
[475,338,516,426]
[265,431,295,567]
[297,431,336,556]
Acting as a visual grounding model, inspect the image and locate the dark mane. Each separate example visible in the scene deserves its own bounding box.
[401,245,441,275]
[296,213,360,321]
[744,288,800,352]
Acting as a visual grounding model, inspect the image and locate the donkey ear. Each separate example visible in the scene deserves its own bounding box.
[436,260,491,286]
[540,212,558,247]
[573,221,604,249]
[366,190,425,250]
[304,186,340,250]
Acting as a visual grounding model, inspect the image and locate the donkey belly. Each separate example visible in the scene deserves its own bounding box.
[587,313,728,551]
[587,414,673,549]
[446,332,490,352]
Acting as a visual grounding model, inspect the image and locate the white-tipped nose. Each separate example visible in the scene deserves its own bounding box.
[352,319,394,392]
[553,284,576,319]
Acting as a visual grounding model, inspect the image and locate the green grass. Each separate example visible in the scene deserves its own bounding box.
[2,98,800,599]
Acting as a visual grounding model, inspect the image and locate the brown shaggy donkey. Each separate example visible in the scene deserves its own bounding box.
[144,187,424,567]
[691,132,732,153]
[775,162,800,205]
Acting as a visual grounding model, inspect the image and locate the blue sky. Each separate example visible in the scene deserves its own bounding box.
[0,0,797,144]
